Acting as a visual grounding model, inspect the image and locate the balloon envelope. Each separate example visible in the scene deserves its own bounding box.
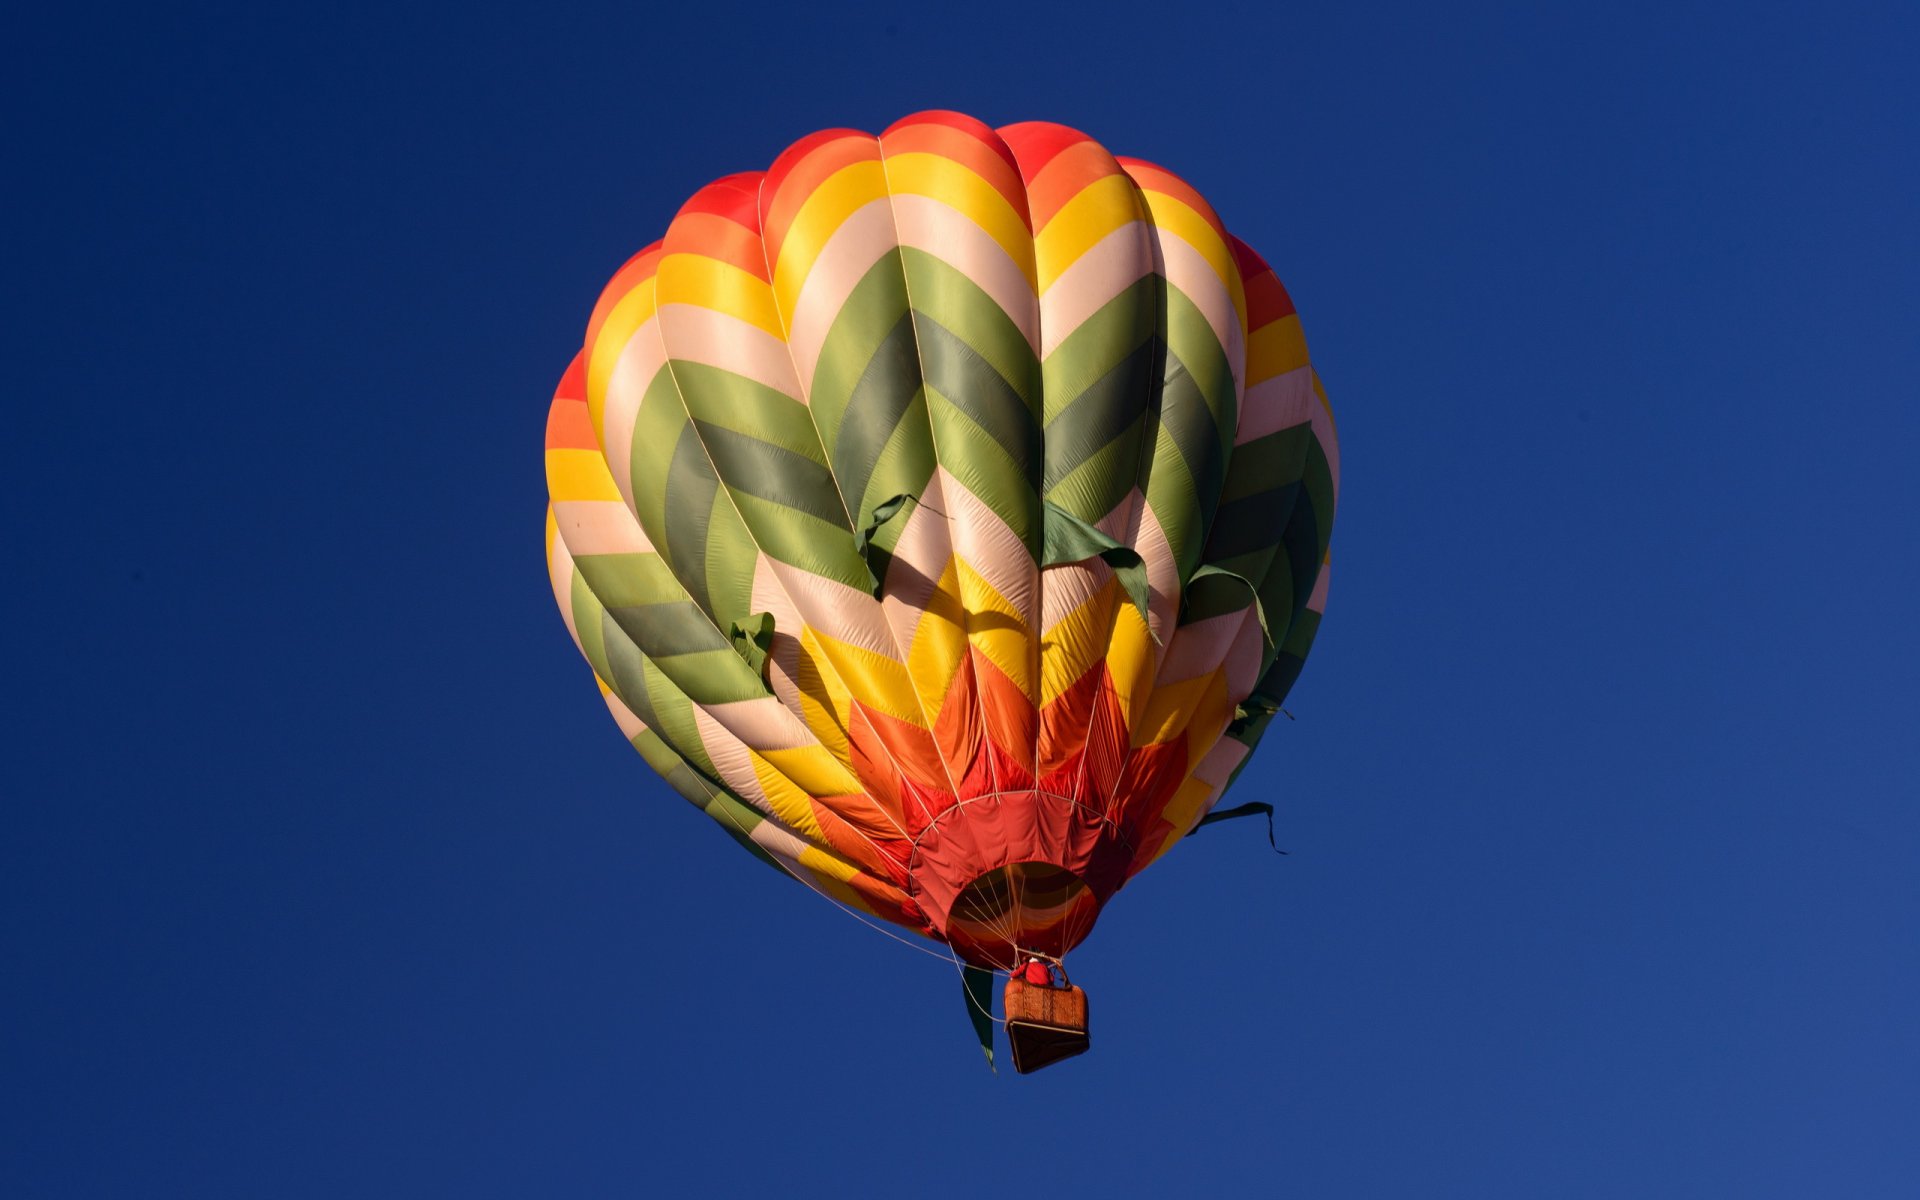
[544,111,1338,970]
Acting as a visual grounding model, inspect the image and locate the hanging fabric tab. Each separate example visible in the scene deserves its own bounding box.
[1187,801,1286,853]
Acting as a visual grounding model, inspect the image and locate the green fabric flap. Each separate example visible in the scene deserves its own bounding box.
[727,612,775,685]
[1184,563,1272,649]
[854,492,918,556]
[855,492,918,596]
[1042,500,1152,630]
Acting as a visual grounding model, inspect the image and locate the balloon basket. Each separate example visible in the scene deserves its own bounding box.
[1003,977,1090,1074]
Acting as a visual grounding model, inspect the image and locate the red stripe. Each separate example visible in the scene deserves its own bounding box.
[997,120,1092,185]
[674,172,765,231]
[885,109,1022,181]
[762,127,870,202]
[760,132,880,270]
[543,355,595,448]
[1116,157,1229,241]
[583,242,662,362]
[1235,236,1297,325]
[878,117,1032,233]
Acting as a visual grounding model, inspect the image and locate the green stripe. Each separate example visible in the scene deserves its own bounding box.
[899,248,1038,416]
[662,424,719,615]
[1217,425,1310,503]
[628,372,693,551]
[603,599,730,659]
[694,419,850,529]
[807,252,915,449]
[1042,334,1158,500]
[916,316,1039,484]
[571,552,694,609]
[925,381,1040,553]
[832,312,924,522]
[1040,276,1157,424]
[1156,349,1225,521]
[671,363,835,466]
[1205,482,1299,563]
[570,569,609,681]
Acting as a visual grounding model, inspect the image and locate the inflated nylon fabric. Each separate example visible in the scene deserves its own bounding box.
[545,111,1339,965]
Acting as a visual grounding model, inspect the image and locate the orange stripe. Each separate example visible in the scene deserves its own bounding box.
[761,133,879,268]
[665,210,768,281]
[1115,158,1228,242]
[998,121,1092,185]
[1024,138,1130,231]
[881,112,1029,228]
[583,243,661,360]
[762,127,868,211]
[543,358,597,449]
[676,171,764,229]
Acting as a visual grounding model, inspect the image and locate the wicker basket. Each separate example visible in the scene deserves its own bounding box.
[1003,976,1090,1074]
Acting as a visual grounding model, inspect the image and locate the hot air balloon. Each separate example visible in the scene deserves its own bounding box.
[543,111,1338,1071]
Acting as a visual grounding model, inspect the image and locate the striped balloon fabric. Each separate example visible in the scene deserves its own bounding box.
[544,111,1338,971]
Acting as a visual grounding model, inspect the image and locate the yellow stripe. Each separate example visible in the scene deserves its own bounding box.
[1246,315,1309,384]
[759,741,865,799]
[796,629,855,760]
[1034,176,1139,292]
[883,152,1037,292]
[808,632,927,729]
[1137,190,1247,331]
[905,560,970,717]
[1040,579,1117,706]
[656,253,785,339]
[1176,669,1241,770]
[1133,669,1225,749]
[956,559,1034,696]
[545,448,623,502]
[796,844,863,886]
[1146,775,1218,865]
[585,280,658,437]
[1105,603,1156,736]
[772,160,890,319]
[748,750,829,839]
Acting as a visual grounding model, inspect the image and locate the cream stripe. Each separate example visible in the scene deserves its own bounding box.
[938,468,1037,622]
[1307,559,1332,614]
[1312,371,1340,500]
[1193,734,1250,786]
[1157,608,1248,685]
[545,516,581,649]
[1040,559,1106,635]
[765,558,901,660]
[602,318,666,505]
[750,553,811,725]
[1236,366,1315,445]
[655,303,801,401]
[892,193,1038,354]
[597,680,647,741]
[702,695,823,751]
[552,499,653,557]
[1155,229,1246,400]
[785,198,898,397]
[1135,501,1181,658]
[1038,222,1153,360]
[874,472,956,646]
[1221,605,1265,702]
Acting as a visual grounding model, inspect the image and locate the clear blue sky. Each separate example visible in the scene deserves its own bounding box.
[6,2,1916,1196]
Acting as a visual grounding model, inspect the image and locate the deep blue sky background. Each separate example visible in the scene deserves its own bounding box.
[6,2,1917,1195]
